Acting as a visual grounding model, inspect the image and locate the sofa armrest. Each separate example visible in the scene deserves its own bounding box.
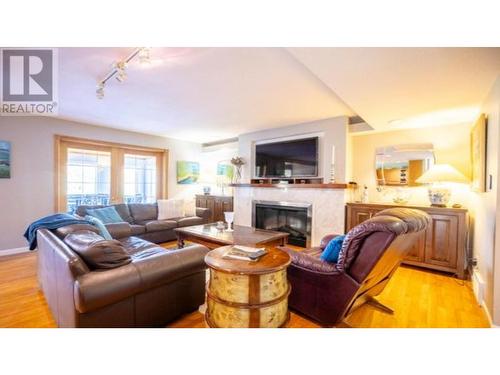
[280,246,341,275]
[196,207,211,222]
[105,222,132,239]
[320,234,343,250]
[74,263,141,313]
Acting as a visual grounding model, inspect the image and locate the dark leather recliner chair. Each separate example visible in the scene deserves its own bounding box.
[280,208,430,327]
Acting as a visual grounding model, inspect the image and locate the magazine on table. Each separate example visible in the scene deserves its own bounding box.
[222,245,267,261]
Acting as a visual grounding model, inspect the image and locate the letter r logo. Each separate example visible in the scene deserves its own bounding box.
[1,49,53,102]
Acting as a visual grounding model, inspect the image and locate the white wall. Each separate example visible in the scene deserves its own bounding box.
[199,141,238,196]
[471,77,500,325]
[0,116,201,252]
[238,117,349,183]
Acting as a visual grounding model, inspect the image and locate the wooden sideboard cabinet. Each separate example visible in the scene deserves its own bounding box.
[195,195,234,223]
[345,202,468,279]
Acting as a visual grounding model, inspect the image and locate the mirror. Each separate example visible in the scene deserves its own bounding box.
[375,143,435,186]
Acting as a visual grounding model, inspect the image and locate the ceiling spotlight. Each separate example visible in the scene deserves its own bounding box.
[138,47,151,65]
[96,48,152,97]
[96,82,105,99]
[115,61,127,82]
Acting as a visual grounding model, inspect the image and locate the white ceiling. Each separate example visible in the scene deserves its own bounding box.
[58,47,353,143]
[56,47,500,143]
[288,47,500,132]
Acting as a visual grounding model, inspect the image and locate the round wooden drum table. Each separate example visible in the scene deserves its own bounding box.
[204,245,291,328]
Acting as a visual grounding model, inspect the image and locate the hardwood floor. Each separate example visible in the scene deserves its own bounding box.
[0,244,490,328]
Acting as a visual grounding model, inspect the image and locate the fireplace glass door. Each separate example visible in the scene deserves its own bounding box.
[254,203,310,247]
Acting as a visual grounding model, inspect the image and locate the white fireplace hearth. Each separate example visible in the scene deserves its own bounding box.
[233,186,346,247]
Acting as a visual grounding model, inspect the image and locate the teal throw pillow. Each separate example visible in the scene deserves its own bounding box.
[85,215,113,240]
[86,206,123,224]
[320,235,346,263]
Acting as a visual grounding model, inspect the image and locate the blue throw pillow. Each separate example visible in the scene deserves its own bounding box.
[320,235,346,263]
[85,215,113,240]
[86,206,123,224]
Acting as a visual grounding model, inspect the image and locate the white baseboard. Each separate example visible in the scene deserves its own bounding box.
[482,303,497,328]
[472,269,498,328]
[472,269,485,304]
[0,247,30,257]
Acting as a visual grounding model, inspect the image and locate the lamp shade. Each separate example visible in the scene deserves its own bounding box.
[416,164,469,184]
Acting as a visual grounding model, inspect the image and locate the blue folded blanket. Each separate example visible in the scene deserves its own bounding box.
[24,213,92,250]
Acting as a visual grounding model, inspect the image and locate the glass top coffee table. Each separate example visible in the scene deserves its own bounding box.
[174,223,289,250]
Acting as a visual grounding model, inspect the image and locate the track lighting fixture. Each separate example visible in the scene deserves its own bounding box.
[138,47,151,65]
[115,61,127,83]
[96,82,105,99]
[96,47,152,99]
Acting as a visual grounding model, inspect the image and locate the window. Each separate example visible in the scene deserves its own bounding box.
[124,154,157,203]
[66,148,111,213]
[55,136,167,213]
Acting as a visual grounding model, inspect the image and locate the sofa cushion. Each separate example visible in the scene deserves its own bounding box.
[104,222,132,239]
[176,216,204,227]
[144,220,177,232]
[119,236,161,256]
[112,204,134,224]
[129,203,158,222]
[130,224,146,236]
[64,230,132,270]
[131,245,210,289]
[54,223,100,239]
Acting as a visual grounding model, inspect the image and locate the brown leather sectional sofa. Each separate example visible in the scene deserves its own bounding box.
[37,222,210,327]
[76,203,211,243]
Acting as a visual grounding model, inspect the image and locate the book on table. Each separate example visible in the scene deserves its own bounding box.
[222,245,267,261]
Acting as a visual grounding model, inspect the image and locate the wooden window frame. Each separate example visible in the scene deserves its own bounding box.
[55,135,168,212]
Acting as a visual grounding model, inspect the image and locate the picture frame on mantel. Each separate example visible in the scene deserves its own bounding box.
[470,114,487,192]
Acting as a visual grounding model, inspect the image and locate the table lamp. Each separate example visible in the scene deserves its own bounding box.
[415,164,469,207]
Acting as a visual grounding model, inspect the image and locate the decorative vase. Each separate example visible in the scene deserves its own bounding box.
[427,186,451,207]
[234,166,242,184]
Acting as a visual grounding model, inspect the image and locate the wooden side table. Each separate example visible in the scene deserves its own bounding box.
[204,246,291,328]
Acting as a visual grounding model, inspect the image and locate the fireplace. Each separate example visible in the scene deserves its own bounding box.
[252,200,312,247]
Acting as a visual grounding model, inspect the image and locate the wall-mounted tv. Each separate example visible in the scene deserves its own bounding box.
[255,136,319,178]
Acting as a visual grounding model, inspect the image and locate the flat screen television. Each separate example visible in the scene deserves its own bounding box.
[255,137,319,178]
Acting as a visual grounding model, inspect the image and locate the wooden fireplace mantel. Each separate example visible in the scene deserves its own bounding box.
[229,183,347,189]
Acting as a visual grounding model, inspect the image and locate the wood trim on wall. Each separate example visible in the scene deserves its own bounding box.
[55,135,167,153]
[54,135,168,212]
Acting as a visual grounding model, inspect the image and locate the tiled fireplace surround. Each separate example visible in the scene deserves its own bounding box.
[233,187,346,247]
